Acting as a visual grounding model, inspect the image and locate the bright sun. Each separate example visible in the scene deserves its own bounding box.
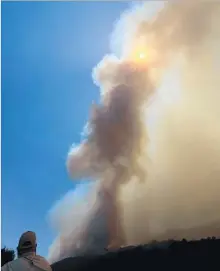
[131,50,148,63]
[139,52,146,59]
[134,47,158,66]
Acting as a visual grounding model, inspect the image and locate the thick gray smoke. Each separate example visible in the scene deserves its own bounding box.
[48,1,220,263]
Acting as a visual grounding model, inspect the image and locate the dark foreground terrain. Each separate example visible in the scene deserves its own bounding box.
[51,237,220,271]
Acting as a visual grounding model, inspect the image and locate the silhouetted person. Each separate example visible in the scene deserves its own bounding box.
[1,247,15,266]
[1,231,51,271]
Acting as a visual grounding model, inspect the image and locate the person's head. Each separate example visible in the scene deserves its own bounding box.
[17,231,37,257]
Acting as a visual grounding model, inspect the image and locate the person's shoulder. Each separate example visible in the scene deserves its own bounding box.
[35,255,49,262]
[35,254,47,262]
[1,258,22,271]
[1,262,9,271]
[1,263,8,271]
[33,255,52,271]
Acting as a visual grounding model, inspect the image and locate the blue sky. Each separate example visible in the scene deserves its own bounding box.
[2,1,129,257]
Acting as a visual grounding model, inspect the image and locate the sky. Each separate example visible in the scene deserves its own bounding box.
[1,1,129,257]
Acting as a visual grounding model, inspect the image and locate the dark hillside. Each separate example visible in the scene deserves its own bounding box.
[51,237,220,271]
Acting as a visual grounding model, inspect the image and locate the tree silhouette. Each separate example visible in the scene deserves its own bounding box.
[1,247,15,266]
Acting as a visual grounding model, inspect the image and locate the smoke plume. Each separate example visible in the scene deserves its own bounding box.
[48,1,220,263]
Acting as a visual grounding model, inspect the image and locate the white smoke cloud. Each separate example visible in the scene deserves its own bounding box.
[48,1,220,263]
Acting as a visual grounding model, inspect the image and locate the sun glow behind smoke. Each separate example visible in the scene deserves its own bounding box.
[130,46,158,66]
[139,52,146,59]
